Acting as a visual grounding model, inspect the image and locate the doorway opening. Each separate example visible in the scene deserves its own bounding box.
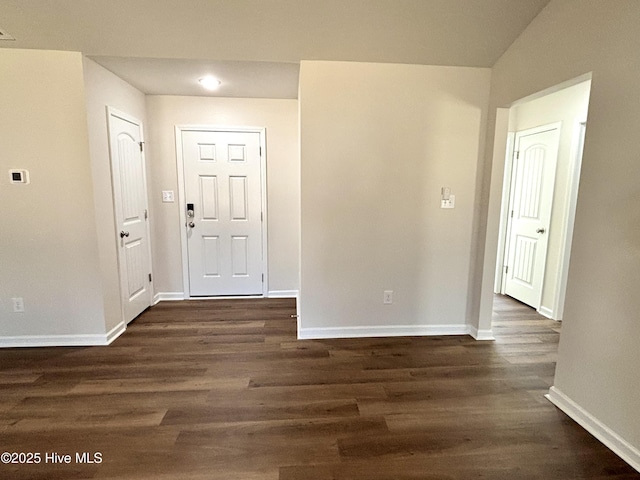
[493,79,592,322]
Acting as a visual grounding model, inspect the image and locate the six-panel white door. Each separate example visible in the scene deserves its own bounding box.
[504,126,560,308]
[182,130,264,296]
[108,109,152,323]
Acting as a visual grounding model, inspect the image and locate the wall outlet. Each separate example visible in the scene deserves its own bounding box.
[383,290,393,304]
[441,194,455,209]
[12,297,24,312]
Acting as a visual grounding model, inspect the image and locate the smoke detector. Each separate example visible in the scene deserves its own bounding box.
[0,28,15,41]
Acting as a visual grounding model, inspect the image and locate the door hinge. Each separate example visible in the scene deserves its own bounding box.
[261,274,264,283]
[261,212,263,222]
[515,150,519,159]
[139,141,145,152]
[504,266,509,274]
[148,273,152,282]
[144,209,148,220]
[510,210,514,218]
[259,146,262,156]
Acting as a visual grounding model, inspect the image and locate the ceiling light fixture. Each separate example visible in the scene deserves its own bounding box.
[199,76,221,90]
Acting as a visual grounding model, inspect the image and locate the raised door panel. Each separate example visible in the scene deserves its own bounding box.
[516,145,545,221]
[118,134,143,226]
[229,176,248,221]
[125,239,146,300]
[200,176,219,221]
[511,235,537,287]
[231,236,249,277]
[202,236,221,277]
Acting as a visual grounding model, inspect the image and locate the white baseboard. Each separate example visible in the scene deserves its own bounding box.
[469,326,496,341]
[153,292,186,304]
[298,324,472,340]
[537,305,556,320]
[546,386,640,473]
[105,321,126,345]
[154,291,298,302]
[0,321,127,348]
[267,290,299,298]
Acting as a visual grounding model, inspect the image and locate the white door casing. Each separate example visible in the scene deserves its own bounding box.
[503,125,560,308]
[178,128,266,297]
[107,108,153,323]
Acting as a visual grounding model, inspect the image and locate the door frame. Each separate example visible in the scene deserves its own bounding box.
[496,122,561,311]
[106,106,154,323]
[175,125,269,298]
[552,119,587,319]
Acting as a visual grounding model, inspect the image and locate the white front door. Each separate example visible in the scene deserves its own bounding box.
[503,125,560,308]
[107,109,152,323]
[181,130,264,296]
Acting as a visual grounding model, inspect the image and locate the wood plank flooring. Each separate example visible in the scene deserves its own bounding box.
[0,295,638,479]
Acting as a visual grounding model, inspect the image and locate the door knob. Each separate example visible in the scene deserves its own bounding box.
[188,222,195,228]
[536,228,546,234]
[120,231,130,238]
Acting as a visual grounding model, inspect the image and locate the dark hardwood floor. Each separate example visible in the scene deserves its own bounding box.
[0,295,638,479]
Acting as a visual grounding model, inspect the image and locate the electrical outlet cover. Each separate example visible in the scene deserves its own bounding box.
[441,194,455,208]
[383,290,393,304]
[12,297,24,312]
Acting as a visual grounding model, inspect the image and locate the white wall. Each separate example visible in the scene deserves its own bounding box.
[145,96,299,297]
[503,80,591,317]
[82,57,148,331]
[0,49,106,339]
[478,0,640,465]
[299,61,491,336]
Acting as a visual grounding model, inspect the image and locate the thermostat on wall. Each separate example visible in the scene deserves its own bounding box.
[9,169,29,184]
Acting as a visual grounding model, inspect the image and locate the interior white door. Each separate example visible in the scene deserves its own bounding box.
[504,126,560,308]
[108,109,152,323]
[182,130,264,296]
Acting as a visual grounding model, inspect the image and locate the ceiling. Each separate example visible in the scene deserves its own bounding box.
[0,0,551,98]
[89,57,300,99]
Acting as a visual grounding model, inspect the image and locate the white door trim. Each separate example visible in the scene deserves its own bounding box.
[497,122,561,308]
[106,106,154,323]
[550,119,587,319]
[494,131,515,294]
[175,125,268,298]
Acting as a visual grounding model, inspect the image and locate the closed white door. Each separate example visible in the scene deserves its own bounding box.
[108,109,152,323]
[504,126,560,308]
[182,130,264,296]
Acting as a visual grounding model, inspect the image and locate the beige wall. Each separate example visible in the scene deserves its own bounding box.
[299,61,491,332]
[0,49,106,336]
[145,96,299,296]
[82,57,148,331]
[507,80,591,317]
[479,0,640,453]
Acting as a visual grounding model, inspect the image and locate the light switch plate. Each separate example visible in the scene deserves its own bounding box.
[162,190,175,203]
